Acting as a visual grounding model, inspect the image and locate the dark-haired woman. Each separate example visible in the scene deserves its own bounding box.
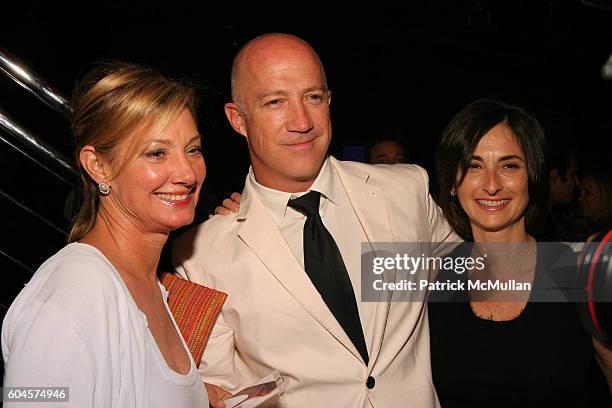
[428,99,611,407]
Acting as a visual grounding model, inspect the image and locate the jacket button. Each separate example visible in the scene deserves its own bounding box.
[366,376,375,389]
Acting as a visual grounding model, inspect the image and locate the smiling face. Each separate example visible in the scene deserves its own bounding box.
[103,108,205,233]
[456,123,530,241]
[225,35,332,192]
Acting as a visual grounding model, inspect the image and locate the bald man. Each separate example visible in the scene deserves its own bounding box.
[174,33,457,407]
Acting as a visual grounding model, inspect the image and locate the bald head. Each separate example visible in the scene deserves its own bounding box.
[230,33,327,110]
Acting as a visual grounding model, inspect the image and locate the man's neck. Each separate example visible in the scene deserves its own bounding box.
[250,160,327,193]
[255,177,315,193]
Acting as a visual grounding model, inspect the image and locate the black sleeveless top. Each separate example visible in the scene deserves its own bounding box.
[428,243,596,407]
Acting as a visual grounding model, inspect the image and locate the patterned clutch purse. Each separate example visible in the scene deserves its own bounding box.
[160,272,228,366]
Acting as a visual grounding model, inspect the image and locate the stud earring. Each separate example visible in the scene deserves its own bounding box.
[450,187,456,197]
[98,182,111,196]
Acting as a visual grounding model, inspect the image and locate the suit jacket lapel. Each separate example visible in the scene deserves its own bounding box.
[236,181,364,363]
[331,158,394,244]
[331,157,394,368]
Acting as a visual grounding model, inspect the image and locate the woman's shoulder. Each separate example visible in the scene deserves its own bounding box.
[7,243,127,323]
[35,243,121,292]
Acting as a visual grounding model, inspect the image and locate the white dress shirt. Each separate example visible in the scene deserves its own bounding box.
[2,243,208,408]
[248,157,375,347]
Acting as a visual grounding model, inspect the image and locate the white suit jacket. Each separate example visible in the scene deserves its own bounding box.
[173,157,457,407]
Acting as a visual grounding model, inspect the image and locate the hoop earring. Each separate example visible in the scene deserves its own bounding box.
[98,182,111,196]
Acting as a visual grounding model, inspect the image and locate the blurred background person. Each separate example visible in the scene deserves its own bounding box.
[365,130,408,164]
[541,141,589,241]
[578,167,612,237]
[549,147,579,206]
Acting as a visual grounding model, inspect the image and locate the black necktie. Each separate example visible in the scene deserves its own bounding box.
[288,191,369,365]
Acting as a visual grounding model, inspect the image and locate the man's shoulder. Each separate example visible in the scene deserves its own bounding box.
[173,213,243,265]
[333,159,430,190]
[176,214,240,246]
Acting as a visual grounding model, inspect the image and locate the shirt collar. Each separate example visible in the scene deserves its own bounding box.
[309,157,341,207]
[247,156,342,225]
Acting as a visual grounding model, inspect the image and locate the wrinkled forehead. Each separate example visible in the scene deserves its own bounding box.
[255,55,320,77]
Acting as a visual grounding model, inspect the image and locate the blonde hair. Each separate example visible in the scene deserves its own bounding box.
[69,62,197,242]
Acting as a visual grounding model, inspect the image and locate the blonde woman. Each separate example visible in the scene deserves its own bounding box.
[2,63,209,407]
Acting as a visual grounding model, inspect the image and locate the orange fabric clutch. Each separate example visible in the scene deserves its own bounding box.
[160,272,228,366]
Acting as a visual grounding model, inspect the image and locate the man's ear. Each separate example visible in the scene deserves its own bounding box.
[80,146,110,184]
[224,102,248,138]
[326,89,332,106]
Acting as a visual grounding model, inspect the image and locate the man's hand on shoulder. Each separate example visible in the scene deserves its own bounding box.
[211,192,241,217]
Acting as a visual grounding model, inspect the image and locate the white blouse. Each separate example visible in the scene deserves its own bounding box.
[2,243,208,407]
[150,283,209,408]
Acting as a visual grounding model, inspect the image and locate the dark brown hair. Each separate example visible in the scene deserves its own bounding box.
[435,99,548,239]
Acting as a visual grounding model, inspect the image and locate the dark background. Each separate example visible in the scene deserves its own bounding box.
[1,0,612,396]
[3,1,612,196]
